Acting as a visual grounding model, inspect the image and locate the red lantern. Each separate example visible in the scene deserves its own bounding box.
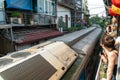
[109,7,119,16]
[112,0,120,8]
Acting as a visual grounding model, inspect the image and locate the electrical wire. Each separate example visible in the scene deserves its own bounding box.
[89,6,105,10]
[87,4,105,7]
[87,1,109,10]
[90,10,106,15]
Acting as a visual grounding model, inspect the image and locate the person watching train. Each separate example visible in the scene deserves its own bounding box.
[100,35,118,80]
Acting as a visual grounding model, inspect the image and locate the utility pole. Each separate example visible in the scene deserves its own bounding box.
[80,0,83,19]
[84,0,87,14]
[74,0,83,27]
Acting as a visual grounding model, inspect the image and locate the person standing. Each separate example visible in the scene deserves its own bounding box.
[100,35,118,80]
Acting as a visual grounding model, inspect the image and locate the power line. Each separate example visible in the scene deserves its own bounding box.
[89,6,105,10]
[87,3,105,7]
[90,10,106,15]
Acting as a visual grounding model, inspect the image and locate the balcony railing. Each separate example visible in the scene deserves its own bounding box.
[116,44,120,80]
[6,12,56,26]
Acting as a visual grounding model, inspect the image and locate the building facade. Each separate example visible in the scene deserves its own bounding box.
[57,0,83,28]
[0,0,57,26]
[57,0,73,29]
[0,0,84,55]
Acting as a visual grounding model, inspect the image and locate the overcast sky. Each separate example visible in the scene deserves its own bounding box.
[87,0,106,17]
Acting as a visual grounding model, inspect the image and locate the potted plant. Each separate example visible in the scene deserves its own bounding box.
[10,12,22,24]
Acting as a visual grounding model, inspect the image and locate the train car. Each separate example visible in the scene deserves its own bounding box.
[0,26,102,80]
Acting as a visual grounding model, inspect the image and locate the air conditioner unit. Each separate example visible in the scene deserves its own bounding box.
[10,17,22,24]
[50,18,55,24]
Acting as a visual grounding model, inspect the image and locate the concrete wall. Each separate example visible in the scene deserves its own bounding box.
[0,0,6,24]
[0,35,14,55]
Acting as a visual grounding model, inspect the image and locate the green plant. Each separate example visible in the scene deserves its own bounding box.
[76,25,82,30]
[11,12,21,18]
[63,26,83,32]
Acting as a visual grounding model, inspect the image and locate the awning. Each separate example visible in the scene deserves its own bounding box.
[14,29,64,45]
[6,0,32,10]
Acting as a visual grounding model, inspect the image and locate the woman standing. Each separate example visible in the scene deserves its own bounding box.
[100,35,118,80]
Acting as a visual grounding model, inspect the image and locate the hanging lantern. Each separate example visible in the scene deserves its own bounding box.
[112,0,120,8]
[109,7,119,16]
[111,4,120,15]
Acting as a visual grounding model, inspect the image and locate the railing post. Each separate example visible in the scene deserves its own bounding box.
[116,45,120,80]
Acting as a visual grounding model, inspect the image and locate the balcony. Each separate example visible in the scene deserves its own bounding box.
[57,0,75,9]
[5,11,56,26]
